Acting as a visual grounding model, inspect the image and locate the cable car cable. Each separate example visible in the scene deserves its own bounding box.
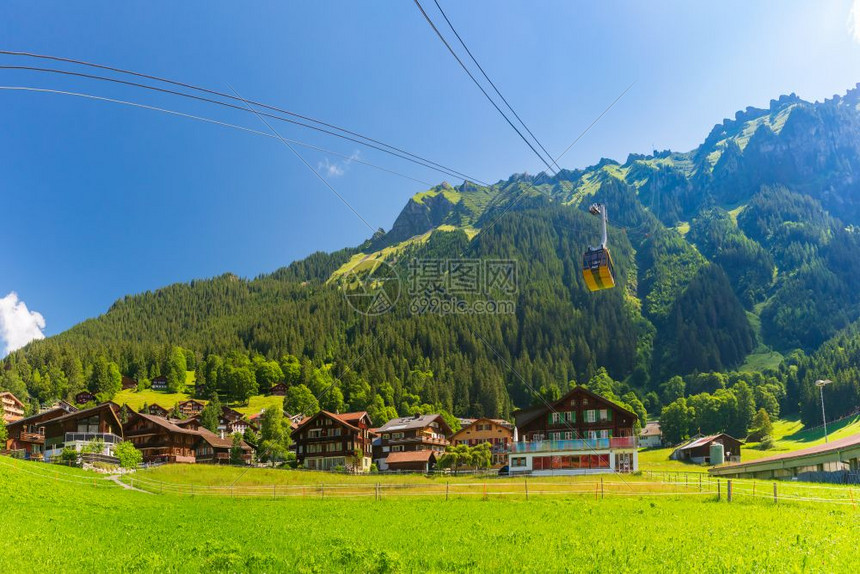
[430,0,559,172]
[0,50,485,185]
[412,0,557,175]
[0,85,435,187]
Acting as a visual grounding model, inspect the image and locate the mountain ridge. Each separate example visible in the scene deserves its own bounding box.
[6,84,860,427]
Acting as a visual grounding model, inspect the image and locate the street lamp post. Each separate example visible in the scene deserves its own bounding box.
[815,379,833,443]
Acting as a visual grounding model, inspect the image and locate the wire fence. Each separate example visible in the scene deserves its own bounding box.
[119,474,720,500]
[2,455,858,508]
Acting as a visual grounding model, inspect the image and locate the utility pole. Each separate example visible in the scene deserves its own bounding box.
[815,379,833,443]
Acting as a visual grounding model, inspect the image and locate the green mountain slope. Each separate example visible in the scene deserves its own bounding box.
[7,85,860,427]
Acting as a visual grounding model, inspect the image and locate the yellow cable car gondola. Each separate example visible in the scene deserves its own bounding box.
[582,203,615,291]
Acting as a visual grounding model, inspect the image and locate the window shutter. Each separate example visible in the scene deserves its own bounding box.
[608,410,613,421]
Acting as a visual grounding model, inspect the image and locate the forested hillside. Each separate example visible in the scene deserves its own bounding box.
[6,85,860,438]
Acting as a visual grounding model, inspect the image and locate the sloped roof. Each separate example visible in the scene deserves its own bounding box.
[385,450,438,464]
[196,427,251,450]
[512,386,639,429]
[641,422,662,437]
[0,391,25,408]
[376,414,451,435]
[676,433,742,451]
[5,406,69,429]
[293,410,369,434]
[714,432,860,471]
[132,411,200,435]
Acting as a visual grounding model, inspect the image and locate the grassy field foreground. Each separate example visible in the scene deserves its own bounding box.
[1,458,858,573]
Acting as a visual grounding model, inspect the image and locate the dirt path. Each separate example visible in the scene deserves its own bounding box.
[107,474,152,493]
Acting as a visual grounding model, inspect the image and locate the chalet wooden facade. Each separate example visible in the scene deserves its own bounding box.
[148,404,169,417]
[125,412,201,463]
[5,404,77,458]
[177,399,205,417]
[0,392,25,423]
[292,411,374,472]
[151,376,168,391]
[121,376,138,391]
[268,382,288,396]
[74,391,96,405]
[42,403,124,462]
[195,428,253,464]
[373,414,452,471]
[451,418,513,467]
[385,450,439,472]
[509,386,639,475]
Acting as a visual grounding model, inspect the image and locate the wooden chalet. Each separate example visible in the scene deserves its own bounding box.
[292,411,374,472]
[0,392,25,423]
[509,386,639,475]
[125,412,201,463]
[74,391,96,405]
[373,414,452,471]
[195,428,253,464]
[42,403,124,461]
[147,403,169,417]
[384,450,439,472]
[121,376,138,391]
[672,433,743,464]
[268,382,288,396]
[5,403,77,459]
[177,399,205,417]
[151,376,168,391]
[451,417,514,467]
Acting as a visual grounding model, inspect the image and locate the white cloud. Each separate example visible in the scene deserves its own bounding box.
[317,150,361,178]
[0,292,46,355]
[850,0,860,43]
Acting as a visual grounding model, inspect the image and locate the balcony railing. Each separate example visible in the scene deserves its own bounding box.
[20,432,45,443]
[511,437,636,453]
[64,432,123,445]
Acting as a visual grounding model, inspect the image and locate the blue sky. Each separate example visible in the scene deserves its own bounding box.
[2,1,860,349]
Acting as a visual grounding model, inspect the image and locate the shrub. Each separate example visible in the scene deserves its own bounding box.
[115,441,143,469]
[760,435,775,450]
[60,447,79,466]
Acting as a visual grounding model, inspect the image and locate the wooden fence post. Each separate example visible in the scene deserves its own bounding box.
[525,478,529,501]
[321,483,324,499]
[600,477,604,499]
[727,480,732,503]
[717,479,721,501]
[773,482,778,504]
[445,481,449,501]
[753,482,756,498]
[699,474,702,492]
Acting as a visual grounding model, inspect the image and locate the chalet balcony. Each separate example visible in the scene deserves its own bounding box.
[511,437,636,454]
[19,431,45,444]
[64,432,123,445]
[387,436,449,447]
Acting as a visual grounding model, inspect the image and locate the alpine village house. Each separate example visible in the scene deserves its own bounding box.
[291,411,374,472]
[451,417,514,467]
[508,386,639,475]
[373,414,452,472]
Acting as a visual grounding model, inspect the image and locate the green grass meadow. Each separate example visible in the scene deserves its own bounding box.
[1,456,858,573]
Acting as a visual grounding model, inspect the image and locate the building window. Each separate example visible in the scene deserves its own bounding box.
[392,445,404,452]
[585,410,596,423]
[511,457,527,468]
